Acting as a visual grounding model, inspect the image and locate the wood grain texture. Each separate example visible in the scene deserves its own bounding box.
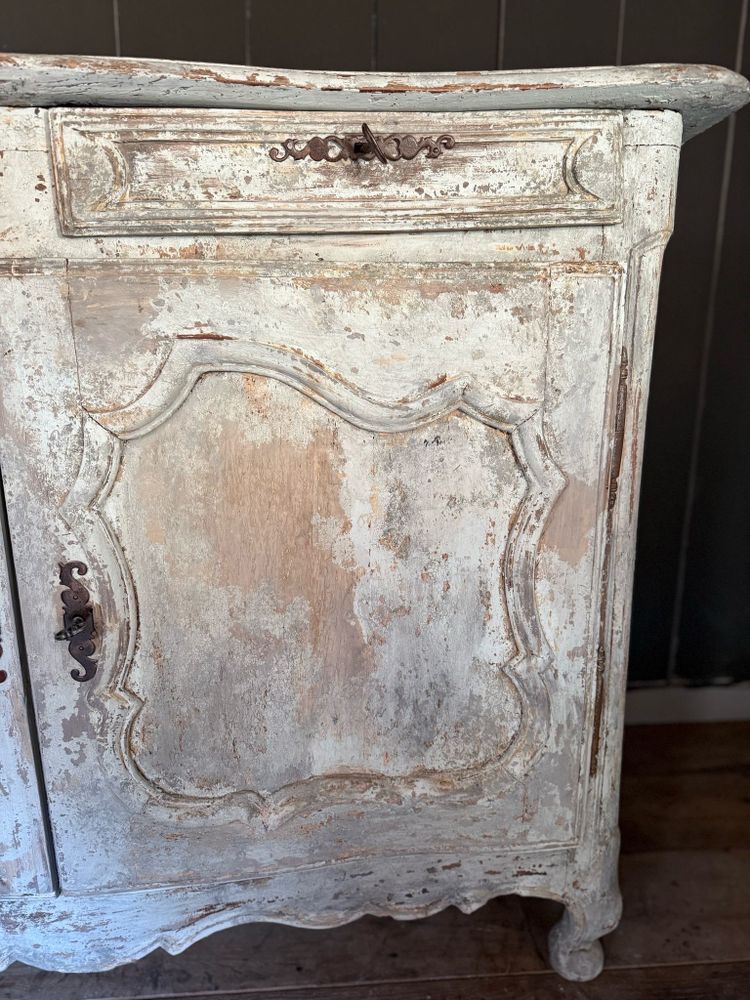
[119,965,750,999]
[0,56,747,139]
[17,965,750,1000]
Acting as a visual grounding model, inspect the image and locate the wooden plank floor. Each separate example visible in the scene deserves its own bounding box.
[2,721,749,999]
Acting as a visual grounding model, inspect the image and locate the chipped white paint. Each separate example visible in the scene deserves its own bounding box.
[1,56,749,139]
[0,57,747,982]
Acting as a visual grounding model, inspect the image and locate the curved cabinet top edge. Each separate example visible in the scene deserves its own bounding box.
[0,56,747,141]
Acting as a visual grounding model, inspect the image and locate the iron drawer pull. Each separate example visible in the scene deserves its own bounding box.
[55,561,98,682]
[269,122,456,163]
[54,615,89,641]
[360,122,387,163]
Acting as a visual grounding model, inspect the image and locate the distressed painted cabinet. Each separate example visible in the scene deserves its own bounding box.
[0,56,748,981]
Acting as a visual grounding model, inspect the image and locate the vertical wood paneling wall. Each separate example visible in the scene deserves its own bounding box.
[1,0,748,687]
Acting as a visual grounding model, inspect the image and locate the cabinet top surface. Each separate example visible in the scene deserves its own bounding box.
[0,55,748,141]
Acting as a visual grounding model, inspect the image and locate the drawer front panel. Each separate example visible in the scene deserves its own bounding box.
[49,109,623,236]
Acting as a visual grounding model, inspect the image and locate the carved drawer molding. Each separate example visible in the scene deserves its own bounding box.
[49,108,623,235]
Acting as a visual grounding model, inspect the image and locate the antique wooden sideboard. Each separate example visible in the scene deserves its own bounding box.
[0,56,747,981]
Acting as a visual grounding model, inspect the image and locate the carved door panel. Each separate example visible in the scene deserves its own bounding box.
[3,260,621,892]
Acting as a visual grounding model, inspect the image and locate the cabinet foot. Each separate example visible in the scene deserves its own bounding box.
[547,882,622,981]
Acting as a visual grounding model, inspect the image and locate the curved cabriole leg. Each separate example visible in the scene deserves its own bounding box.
[547,844,623,981]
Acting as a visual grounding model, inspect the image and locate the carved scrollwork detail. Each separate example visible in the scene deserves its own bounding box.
[54,560,98,682]
[270,123,456,163]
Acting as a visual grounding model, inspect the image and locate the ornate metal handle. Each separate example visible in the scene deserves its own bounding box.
[269,122,456,164]
[54,561,98,682]
[0,617,6,684]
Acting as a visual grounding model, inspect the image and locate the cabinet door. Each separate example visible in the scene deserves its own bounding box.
[0,259,620,892]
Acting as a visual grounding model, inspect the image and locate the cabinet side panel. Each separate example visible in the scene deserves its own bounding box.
[596,121,680,835]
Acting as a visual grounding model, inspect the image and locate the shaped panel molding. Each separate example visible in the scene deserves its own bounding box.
[60,340,564,828]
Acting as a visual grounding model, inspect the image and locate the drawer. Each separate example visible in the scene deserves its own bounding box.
[49,108,623,236]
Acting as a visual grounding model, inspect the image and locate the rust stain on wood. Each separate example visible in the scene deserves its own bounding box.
[357,82,565,95]
[590,346,629,778]
[175,331,235,341]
